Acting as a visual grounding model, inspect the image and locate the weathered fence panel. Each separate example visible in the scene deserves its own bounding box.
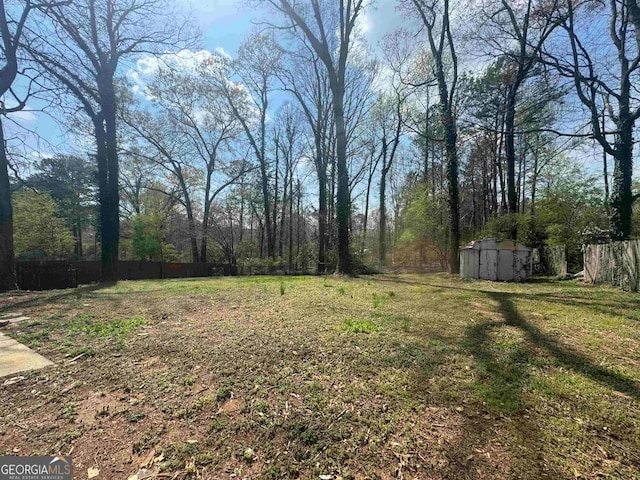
[540,246,567,276]
[583,240,640,292]
[15,260,229,291]
[16,261,79,291]
[531,246,567,275]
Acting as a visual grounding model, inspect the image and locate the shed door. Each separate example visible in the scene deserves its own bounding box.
[497,250,514,281]
[479,249,497,280]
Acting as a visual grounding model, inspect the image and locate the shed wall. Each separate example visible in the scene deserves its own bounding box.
[460,241,532,281]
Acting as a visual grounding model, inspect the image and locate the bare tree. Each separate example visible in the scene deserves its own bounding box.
[211,32,282,259]
[122,108,202,261]
[277,36,333,270]
[145,60,249,262]
[273,104,302,269]
[370,85,406,266]
[542,0,640,240]
[404,0,460,273]
[265,0,366,274]
[358,137,379,255]
[477,0,564,221]
[26,0,192,280]
[0,0,65,291]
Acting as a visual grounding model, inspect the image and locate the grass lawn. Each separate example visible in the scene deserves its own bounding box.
[1,273,639,479]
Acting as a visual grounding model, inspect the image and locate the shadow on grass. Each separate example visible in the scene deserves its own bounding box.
[390,310,567,477]
[0,282,115,314]
[377,274,640,323]
[482,292,640,400]
[464,318,533,412]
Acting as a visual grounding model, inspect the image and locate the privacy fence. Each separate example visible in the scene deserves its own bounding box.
[583,240,640,292]
[16,260,231,291]
[535,246,567,276]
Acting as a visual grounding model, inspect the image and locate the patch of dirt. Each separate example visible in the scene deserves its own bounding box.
[218,398,244,414]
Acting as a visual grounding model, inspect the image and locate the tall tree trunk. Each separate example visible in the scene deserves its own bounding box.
[317,169,327,271]
[93,117,113,280]
[200,166,213,263]
[610,118,634,240]
[497,115,506,210]
[186,203,199,263]
[379,169,387,267]
[431,140,437,196]
[443,109,460,274]
[531,138,539,215]
[314,131,328,270]
[259,162,273,258]
[101,83,120,281]
[331,87,352,274]
[296,179,302,269]
[602,112,610,208]
[423,102,429,184]
[0,119,16,291]
[73,224,82,258]
[288,174,294,271]
[481,150,488,224]
[273,148,279,260]
[362,170,373,255]
[200,216,209,263]
[491,131,499,213]
[279,159,288,260]
[329,140,336,251]
[520,138,526,213]
[239,184,244,243]
[470,160,477,230]
[505,92,518,217]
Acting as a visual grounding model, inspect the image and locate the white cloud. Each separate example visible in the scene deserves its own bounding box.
[7,109,38,123]
[2,97,38,123]
[128,48,233,98]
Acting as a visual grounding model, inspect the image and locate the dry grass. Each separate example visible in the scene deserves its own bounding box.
[0,273,639,479]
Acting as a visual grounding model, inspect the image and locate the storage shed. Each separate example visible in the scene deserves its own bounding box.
[460,239,533,281]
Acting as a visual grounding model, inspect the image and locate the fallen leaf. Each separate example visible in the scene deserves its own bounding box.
[127,469,158,480]
[61,381,80,394]
[3,376,25,386]
[88,466,99,478]
[67,352,88,364]
[140,449,155,468]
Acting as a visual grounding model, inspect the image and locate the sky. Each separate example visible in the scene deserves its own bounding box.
[6,0,404,160]
[5,0,635,188]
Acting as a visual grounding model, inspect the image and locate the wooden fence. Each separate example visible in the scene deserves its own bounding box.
[536,246,567,276]
[583,240,640,292]
[16,260,231,291]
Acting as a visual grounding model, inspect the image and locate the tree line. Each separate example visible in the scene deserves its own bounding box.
[1,0,638,289]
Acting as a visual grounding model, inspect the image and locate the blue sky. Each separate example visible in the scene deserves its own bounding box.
[6,0,632,188]
[7,0,403,159]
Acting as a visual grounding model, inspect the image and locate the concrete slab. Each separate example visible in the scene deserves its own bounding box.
[0,332,53,378]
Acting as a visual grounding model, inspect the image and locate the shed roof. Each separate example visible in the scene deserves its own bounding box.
[460,238,532,251]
